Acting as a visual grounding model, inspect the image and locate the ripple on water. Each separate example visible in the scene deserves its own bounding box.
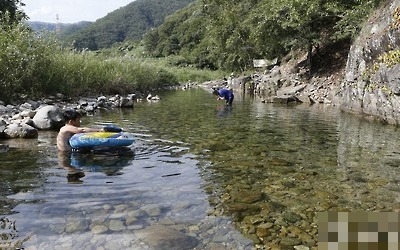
[2,90,400,249]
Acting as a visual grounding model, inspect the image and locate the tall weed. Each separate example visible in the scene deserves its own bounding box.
[0,13,224,103]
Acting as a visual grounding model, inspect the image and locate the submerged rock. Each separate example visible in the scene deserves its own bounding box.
[135,225,199,250]
[0,144,9,153]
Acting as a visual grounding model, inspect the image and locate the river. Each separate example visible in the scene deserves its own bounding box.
[1,88,400,249]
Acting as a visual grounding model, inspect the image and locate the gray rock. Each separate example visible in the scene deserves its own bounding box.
[0,105,8,115]
[340,0,400,124]
[20,109,36,118]
[32,105,64,130]
[91,225,109,234]
[0,144,9,153]
[108,219,125,231]
[4,123,38,138]
[135,225,199,250]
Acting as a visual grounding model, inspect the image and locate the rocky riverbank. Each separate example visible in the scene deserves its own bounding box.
[0,94,138,142]
[200,63,344,109]
[202,0,400,126]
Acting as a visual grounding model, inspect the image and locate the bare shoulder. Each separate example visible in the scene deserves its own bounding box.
[60,124,83,134]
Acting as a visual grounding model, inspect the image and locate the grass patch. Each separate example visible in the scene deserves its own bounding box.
[0,21,226,103]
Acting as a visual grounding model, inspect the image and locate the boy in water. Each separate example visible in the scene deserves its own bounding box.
[57,109,103,182]
[212,87,234,106]
[57,109,103,152]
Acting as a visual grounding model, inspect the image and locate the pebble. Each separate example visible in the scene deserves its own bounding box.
[91,225,109,234]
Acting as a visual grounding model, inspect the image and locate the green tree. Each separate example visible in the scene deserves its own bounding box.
[144,0,384,72]
[0,0,27,24]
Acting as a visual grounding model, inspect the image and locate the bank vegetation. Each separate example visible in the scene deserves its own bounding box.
[0,1,224,103]
[0,0,390,103]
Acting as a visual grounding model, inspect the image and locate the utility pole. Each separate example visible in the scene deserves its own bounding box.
[56,14,60,33]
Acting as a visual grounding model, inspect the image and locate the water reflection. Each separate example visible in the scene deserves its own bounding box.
[336,112,400,210]
[3,131,252,249]
[0,147,45,216]
[70,149,134,176]
[216,104,233,118]
[57,151,86,183]
[57,148,134,183]
[2,89,400,249]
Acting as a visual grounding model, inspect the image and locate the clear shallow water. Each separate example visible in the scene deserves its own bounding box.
[1,88,400,249]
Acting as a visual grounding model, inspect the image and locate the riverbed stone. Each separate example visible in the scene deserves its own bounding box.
[65,218,89,233]
[282,211,302,223]
[294,246,310,250]
[135,225,199,250]
[109,219,125,231]
[256,223,272,238]
[141,204,162,217]
[280,236,302,248]
[102,204,113,211]
[233,190,265,204]
[91,224,109,234]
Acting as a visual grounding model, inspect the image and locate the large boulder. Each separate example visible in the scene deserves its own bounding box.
[4,123,38,139]
[32,105,64,130]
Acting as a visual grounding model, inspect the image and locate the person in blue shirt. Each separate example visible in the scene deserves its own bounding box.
[212,87,234,106]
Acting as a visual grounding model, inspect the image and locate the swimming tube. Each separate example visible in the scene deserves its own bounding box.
[69,132,135,149]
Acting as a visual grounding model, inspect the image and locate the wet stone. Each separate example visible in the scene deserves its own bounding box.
[141,204,162,217]
[114,204,129,212]
[125,216,139,226]
[49,223,65,234]
[65,218,89,233]
[127,224,145,230]
[283,211,302,223]
[233,190,265,203]
[256,223,273,238]
[135,225,199,250]
[158,216,175,226]
[91,224,109,234]
[294,245,310,250]
[103,204,113,211]
[109,212,126,219]
[280,236,302,247]
[188,225,200,232]
[109,219,126,231]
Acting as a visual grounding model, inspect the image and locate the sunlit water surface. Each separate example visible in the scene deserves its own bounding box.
[1,88,400,249]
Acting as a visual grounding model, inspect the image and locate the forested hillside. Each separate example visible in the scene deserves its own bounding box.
[42,0,384,73]
[143,0,385,72]
[63,0,196,50]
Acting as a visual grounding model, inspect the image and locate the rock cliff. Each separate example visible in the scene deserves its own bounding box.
[339,0,400,124]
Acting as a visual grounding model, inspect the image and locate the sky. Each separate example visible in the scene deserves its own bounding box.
[21,0,135,23]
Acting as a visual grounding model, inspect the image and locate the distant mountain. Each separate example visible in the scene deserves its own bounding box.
[58,0,196,50]
[27,21,58,32]
[59,22,93,37]
[28,21,92,36]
